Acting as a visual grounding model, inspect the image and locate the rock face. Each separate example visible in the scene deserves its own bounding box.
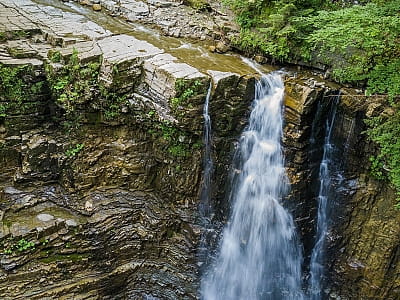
[0,0,255,299]
[0,0,399,299]
[284,75,400,300]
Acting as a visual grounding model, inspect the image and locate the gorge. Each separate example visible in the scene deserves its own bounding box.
[0,0,399,299]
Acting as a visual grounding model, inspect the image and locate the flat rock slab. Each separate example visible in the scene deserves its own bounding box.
[0,4,39,34]
[37,213,55,222]
[98,34,163,63]
[1,0,111,45]
[144,53,206,102]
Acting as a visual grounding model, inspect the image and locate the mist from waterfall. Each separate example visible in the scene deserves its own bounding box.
[201,73,305,300]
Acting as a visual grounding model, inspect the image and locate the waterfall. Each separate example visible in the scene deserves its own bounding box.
[201,73,305,300]
[308,97,339,299]
[200,83,213,218]
[198,83,215,267]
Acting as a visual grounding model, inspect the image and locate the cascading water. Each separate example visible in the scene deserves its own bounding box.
[201,73,305,300]
[200,83,213,219]
[198,83,215,266]
[308,97,339,299]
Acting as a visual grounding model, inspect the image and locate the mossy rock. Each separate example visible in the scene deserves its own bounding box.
[183,0,210,11]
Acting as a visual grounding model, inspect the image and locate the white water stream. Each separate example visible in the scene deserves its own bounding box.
[308,98,339,299]
[201,73,305,300]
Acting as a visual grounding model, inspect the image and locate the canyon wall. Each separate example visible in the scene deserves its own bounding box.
[0,0,398,299]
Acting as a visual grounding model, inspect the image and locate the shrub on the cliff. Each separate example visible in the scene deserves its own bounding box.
[366,106,400,208]
[46,49,101,115]
[300,1,400,92]
[65,143,84,158]
[0,64,47,116]
[170,79,203,110]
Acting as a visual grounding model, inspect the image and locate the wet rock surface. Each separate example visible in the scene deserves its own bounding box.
[284,75,400,300]
[67,0,238,42]
[0,0,255,298]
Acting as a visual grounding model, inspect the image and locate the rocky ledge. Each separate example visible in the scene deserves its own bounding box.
[0,0,254,298]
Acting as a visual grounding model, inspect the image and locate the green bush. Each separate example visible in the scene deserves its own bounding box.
[170,79,203,110]
[226,0,400,94]
[65,143,84,157]
[46,49,100,115]
[366,107,400,207]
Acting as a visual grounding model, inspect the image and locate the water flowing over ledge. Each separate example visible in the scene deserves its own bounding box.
[309,96,339,299]
[201,73,305,300]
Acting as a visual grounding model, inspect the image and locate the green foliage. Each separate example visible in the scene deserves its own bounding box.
[3,238,36,254]
[226,0,400,96]
[65,143,84,157]
[0,64,34,102]
[159,122,178,141]
[46,49,100,115]
[170,79,203,109]
[299,2,400,90]
[0,104,6,117]
[367,59,400,102]
[168,145,188,157]
[147,110,155,117]
[102,93,127,120]
[149,120,191,157]
[0,64,46,117]
[16,239,35,252]
[48,50,62,63]
[365,106,400,206]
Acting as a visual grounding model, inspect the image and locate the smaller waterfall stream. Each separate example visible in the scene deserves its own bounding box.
[201,73,304,300]
[309,97,339,299]
[200,83,213,218]
[198,83,215,267]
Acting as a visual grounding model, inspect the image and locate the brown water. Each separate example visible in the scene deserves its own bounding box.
[34,0,275,75]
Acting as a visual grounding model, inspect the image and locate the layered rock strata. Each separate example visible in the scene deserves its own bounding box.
[284,75,400,300]
[0,0,254,298]
[0,0,399,299]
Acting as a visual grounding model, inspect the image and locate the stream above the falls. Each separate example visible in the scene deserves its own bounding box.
[34,0,276,76]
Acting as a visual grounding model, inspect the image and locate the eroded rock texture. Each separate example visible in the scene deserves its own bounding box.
[0,0,254,299]
[0,1,399,299]
[284,76,400,300]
